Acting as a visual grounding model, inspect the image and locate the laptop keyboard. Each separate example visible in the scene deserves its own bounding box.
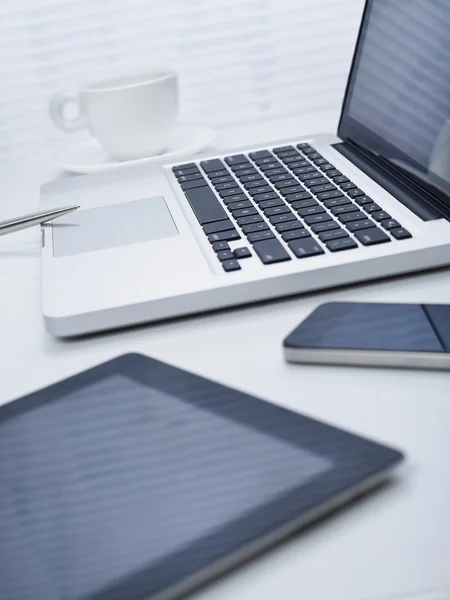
[172,143,412,272]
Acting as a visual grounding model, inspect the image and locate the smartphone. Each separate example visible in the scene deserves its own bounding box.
[283,302,450,370]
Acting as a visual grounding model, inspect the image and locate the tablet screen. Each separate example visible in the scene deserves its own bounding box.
[0,375,332,600]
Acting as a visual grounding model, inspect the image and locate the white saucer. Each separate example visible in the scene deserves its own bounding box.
[55,124,216,174]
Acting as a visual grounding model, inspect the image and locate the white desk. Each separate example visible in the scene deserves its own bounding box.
[1,111,450,600]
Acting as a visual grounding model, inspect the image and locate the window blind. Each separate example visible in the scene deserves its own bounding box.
[0,0,364,160]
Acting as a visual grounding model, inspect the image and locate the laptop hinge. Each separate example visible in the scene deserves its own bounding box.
[332,141,448,222]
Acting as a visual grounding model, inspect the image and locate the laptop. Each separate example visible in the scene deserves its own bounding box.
[41,0,450,337]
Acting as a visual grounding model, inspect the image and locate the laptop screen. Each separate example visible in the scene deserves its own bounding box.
[339,0,450,204]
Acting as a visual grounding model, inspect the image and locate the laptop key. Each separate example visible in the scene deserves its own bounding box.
[173,167,200,178]
[237,214,263,226]
[208,230,240,243]
[354,228,390,246]
[247,230,275,242]
[282,158,309,167]
[381,219,402,230]
[215,181,238,191]
[253,157,278,166]
[304,177,329,188]
[318,229,349,242]
[372,210,391,222]
[212,241,230,252]
[308,152,322,160]
[239,174,263,183]
[242,222,269,234]
[248,185,274,196]
[259,198,285,209]
[311,221,340,233]
[347,188,365,198]
[222,193,248,204]
[264,168,288,177]
[319,163,335,171]
[207,169,229,179]
[269,173,295,183]
[317,190,345,201]
[203,219,235,235]
[243,179,267,189]
[269,213,297,225]
[264,205,291,216]
[275,220,303,233]
[229,162,252,172]
[326,238,358,252]
[309,183,336,194]
[282,228,311,241]
[235,168,258,178]
[210,175,235,185]
[297,171,321,181]
[355,195,374,206]
[291,165,316,175]
[253,191,280,203]
[222,259,241,272]
[285,191,313,202]
[233,247,252,259]
[252,238,291,264]
[340,181,357,191]
[219,187,244,198]
[288,237,324,258]
[279,186,308,197]
[217,250,235,261]
[258,196,286,211]
[364,203,382,213]
[276,150,299,159]
[180,178,209,191]
[333,174,349,184]
[338,211,367,223]
[323,197,351,208]
[227,200,252,211]
[184,186,228,224]
[273,145,296,154]
[249,150,272,160]
[200,159,226,173]
[298,146,315,155]
[291,198,318,210]
[225,154,248,166]
[331,204,359,216]
[232,207,258,218]
[274,179,300,190]
[297,142,312,150]
[391,227,412,240]
[177,172,204,182]
[298,205,325,217]
[173,161,196,171]
[304,213,333,225]
[259,161,283,171]
[313,158,328,165]
[346,219,376,232]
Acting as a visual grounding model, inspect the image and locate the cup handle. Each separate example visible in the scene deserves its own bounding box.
[49,90,87,132]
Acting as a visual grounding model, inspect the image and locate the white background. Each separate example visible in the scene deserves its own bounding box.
[0,0,364,160]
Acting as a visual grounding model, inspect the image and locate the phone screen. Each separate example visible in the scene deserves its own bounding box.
[284,302,450,353]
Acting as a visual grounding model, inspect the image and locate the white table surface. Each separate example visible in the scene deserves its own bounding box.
[1,110,450,600]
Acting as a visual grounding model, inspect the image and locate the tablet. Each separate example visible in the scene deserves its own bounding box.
[0,354,403,600]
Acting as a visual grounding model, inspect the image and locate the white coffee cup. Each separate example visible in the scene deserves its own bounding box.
[49,70,178,161]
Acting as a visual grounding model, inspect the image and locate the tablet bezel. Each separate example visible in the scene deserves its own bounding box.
[0,353,403,600]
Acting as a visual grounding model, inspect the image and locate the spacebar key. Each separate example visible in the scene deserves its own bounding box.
[252,238,291,264]
[184,186,228,224]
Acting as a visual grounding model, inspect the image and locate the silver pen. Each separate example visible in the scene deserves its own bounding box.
[0,205,80,237]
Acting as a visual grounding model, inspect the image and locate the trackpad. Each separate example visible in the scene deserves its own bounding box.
[52,197,178,257]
